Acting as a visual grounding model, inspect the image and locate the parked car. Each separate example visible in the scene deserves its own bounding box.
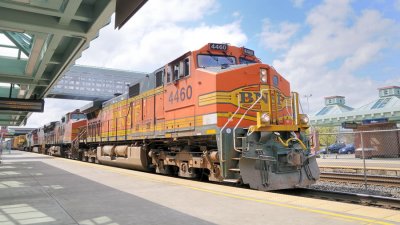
[339,144,355,154]
[327,143,346,153]
[316,148,327,155]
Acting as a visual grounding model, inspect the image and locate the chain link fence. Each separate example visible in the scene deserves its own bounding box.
[311,127,400,196]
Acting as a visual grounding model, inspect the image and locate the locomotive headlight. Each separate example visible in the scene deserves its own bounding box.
[261,113,270,123]
[300,114,309,124]
[260,68,267,83]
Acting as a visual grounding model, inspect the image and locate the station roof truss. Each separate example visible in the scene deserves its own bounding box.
[0,0,117,126]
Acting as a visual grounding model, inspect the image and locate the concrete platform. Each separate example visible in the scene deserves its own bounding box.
[1,150,400,225]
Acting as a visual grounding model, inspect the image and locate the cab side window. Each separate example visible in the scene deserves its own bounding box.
[183,58,190,77]
[273,75,279,87]
[173,64,179,81]
[168,58,190,83]
[167,66,172,83]
[155,70,164,87]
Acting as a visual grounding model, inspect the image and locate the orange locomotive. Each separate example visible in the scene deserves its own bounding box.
[11,135,26,150]
[52,43,319,191]
[27,110,87,155]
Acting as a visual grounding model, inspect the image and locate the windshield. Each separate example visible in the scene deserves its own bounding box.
[70,113,86,121]
[197,54,236,68]
[239,57,256,64]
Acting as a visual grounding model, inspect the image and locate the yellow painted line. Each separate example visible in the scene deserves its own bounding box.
[51,156,396,225]
[183,187,394,225]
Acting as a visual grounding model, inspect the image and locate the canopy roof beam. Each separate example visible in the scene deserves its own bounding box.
[0,1,94,23]
[0,7,88,37]
[2,31,31,56]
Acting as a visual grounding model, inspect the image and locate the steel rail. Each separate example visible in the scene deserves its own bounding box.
[320,172,400,186]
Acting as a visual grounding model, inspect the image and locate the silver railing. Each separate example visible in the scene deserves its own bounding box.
[313,128,400,193]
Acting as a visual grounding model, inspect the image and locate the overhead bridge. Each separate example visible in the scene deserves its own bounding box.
[47,65,147,101]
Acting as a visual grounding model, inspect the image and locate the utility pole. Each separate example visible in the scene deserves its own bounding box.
[303,94,312,114]
[0,128,4,164]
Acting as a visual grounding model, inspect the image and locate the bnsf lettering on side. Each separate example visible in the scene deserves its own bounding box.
[239,92,283,104]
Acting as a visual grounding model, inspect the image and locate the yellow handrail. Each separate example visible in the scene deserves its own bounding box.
[277,136,307,150]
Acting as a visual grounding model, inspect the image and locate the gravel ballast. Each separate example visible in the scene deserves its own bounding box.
[310,181,400,198]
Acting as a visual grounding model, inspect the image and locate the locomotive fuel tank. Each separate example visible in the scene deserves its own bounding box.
[102,145,115,156]
[97,146,149,171]
[114,145,128,157]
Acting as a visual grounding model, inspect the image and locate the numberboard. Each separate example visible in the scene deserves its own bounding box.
[243,47,254,56]
[209,43,228,51]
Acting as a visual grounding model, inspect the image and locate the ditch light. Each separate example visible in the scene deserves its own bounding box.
[0,97,44,112]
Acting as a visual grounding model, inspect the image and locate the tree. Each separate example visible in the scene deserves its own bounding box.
[315,126,339,148]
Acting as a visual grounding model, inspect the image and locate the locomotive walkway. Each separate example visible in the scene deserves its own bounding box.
[1,151,400,225]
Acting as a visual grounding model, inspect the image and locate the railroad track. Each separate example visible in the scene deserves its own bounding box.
[320,172,400,186]
[278,188,400,210]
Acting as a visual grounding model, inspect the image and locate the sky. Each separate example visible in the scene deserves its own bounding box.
[24,0,400,127]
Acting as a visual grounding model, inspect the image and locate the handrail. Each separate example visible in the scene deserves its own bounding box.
[125,103,131,140]
[71,126,87,150]
[285,93,294,120]
[232,88,270,152]
[276,136,307,150]
[219,95,241,163]
[292,92,299,125]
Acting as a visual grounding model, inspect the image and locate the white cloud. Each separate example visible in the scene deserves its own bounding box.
[77,0,246,72]
[88,21,246,72]
[259,19,300,51]
[292,0,305,8]
[340,42,383,72]
[232,11,241,18]
[268,0,399,114]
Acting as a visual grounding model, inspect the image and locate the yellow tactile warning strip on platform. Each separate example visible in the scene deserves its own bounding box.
[54,157,400,225]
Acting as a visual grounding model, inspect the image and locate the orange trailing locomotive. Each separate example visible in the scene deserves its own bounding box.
[27,43,320,191]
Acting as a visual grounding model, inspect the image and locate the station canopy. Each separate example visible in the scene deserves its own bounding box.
[310,87,400,126]
[0,0,147,126]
